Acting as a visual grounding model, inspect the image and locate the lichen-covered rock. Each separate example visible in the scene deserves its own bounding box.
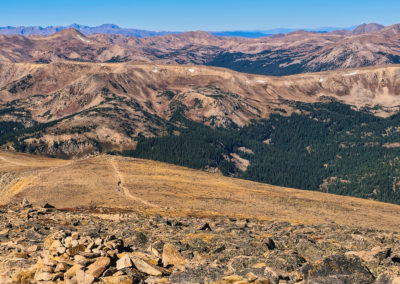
[162,243,186,268]
[302,254,375,283]
[86,257,111,279]
[130,256,163,276]
[101,275,134,284]
[375,272,400,284]
[0,202,398,283]
[345,246,391,263]
[116,254,133,270]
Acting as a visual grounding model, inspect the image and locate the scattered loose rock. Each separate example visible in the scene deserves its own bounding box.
[1,201,400,283]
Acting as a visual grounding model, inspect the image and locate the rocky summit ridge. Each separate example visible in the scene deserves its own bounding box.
[1,200,400,283]
[2,152,400,283]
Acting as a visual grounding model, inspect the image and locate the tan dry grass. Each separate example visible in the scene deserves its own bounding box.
[1,151,400,231]
[0,150,68,173]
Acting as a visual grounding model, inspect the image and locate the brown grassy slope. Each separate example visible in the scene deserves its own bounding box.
[1,151,400,232]
[0,150,68,171]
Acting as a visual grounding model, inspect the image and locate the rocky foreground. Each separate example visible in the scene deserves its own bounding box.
[1,201,400,283]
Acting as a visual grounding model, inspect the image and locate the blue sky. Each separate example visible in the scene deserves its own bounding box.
[1,0,399,31]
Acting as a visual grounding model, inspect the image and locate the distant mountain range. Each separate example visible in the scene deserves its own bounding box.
[210,26,357,37]
[0,23,397,76]
[0,24,178,37]
[2,22,400,205]
[0,23,363,38]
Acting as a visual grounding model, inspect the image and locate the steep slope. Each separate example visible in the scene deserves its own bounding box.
[1,25,400,75]
[1,61,400,156]
[351,23,385,34]
[3,62,400,204]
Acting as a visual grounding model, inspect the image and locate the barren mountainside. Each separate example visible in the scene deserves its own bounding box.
[2,61,400,204]
[1,61,400,154]
[351,23,385,35]
[1,24,400,75]
[0,23,366,37]
[4,10,400,284]
[3,23,400,207]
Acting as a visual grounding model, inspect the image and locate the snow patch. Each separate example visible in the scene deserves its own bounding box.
[188,68,195,73]
[343,71,358,77]
[152,68,159,73]
[319,78,324,83]
[245,80,250,84]
[256,80,266,84]
[77,35,90,44]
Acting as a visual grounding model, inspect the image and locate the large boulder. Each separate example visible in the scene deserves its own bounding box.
[345,247,391,264]
[162,243,186,268]
[302,254,375,283]
[86,257,111,279]
[375,272,400,284]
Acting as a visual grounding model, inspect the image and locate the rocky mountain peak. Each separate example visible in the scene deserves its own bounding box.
[49,28,86,39]
[380,23,400,36]
[179,30,217,40]
[351,23,385,34]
